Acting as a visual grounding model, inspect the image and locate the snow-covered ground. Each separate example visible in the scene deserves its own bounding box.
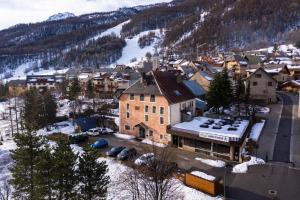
[96,152,220,200]
[37,121,75,136]
[1,59,69,83]
[141,138,166,148]
[249,120,265,142]
[113,29,162,67]
[113,132,135,140]
[91,20,130,41]
[195,157,226,168]
[232,156,265,173]
[257,44,300,54]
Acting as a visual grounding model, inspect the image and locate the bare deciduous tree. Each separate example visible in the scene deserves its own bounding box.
[120,146,184,200]
[0,180,12,200]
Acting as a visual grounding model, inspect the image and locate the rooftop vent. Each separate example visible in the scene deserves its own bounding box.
[200,124,209,128]
[228,126,237,131]
[212,125,222,129]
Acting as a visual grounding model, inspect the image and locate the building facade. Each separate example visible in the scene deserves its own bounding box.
[245,67,277,104]
[119,71,196,145]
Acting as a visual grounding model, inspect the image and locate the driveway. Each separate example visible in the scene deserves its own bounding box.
[272,93,293,163]
[89,134,225,177]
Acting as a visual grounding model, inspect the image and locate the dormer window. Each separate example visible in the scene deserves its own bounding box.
[140,94,145,101]
[130,94,134,100]
[255,74,262,78]
[150,95,156,102]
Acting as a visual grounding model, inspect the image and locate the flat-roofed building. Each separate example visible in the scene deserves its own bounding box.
[167,116,250,161]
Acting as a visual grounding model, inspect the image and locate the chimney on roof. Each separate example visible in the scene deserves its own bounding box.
[141,72,152,86]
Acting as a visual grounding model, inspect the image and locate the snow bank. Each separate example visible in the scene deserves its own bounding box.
[249,120,265,142]
[190,171,216,181]
[114,132,135,140]
[96,157,219,200]
[37,121,75,136]
[0,139,17,151]
[141,138,166,148]
[257,107,270,114]
[232,156,265,173]
[195,157,226,168]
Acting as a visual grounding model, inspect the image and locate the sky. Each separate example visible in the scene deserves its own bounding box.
[0,0,172,30]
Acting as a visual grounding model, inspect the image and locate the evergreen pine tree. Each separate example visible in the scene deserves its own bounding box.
[68,78,81,122]
[219,67,233,108]
[42,91,58,129]
[36,145,55,200]
[87,79,96,111]
[234,77,245,115]
[23,89,41,131]
[206,73,222,113]
[206,68,233,113]
[77,149,109,200]
[68,78,81,101]
[52,140,78,200]
[87,80,94,99]
[10,131,45,200]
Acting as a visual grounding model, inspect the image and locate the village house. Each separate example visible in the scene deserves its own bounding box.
[224,55,248,78]
[26,75,57,92]
[7,79,27,96]
[244,67,277,104]
[119,71,196,145]
[247,64,292,85]
[288,66,300,80]
[280,80,300,93]
[190,70,213,92]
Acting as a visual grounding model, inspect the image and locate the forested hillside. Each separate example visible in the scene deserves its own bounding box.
[1,0,300,73]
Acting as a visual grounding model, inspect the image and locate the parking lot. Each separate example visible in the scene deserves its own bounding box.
[87,133,226,177]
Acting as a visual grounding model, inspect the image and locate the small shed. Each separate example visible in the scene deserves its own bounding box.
[184,169,222,196]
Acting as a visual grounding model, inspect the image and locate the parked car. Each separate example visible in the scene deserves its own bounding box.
[134,153,155,166]
[117,147,137,161]
[106,146,126,157]
[90,139,108,149]
[87,128,101,136]
[69,133,88,144]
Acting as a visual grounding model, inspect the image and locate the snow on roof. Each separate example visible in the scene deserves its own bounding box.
[199,71,213,81]
[172,117,249,142]
[239,61,248,65]
[78,74,89,79]
[190,171,216,181]
[247,68,281,74]
[249,120,265,142]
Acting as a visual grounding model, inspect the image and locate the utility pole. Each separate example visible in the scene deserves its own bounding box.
[14,89,19,134]
[8,102,14,137]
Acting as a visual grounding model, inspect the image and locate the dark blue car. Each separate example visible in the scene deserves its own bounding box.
[106,146,126,157]
[90,139,108,149]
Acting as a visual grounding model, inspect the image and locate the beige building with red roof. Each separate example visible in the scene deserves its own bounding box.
[118,71,196,145]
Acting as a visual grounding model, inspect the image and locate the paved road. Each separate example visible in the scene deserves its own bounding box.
[272,93,293,163]
[89,134,224,176]
[227,164,300,200]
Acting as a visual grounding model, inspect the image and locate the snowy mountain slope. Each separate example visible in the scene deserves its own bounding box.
[115,29,161,66]
[47,12,76,21]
